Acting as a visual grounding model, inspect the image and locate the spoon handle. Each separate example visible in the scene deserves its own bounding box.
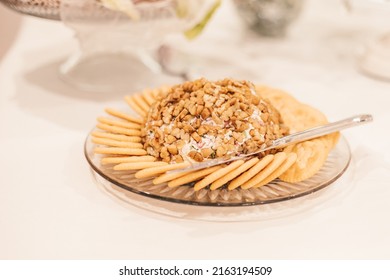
[272,114,373,148]
[175,114,373,172]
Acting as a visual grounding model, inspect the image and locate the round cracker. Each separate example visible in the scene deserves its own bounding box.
[290,103,328,128]
[255,85,300,110]
[279,138,328,183]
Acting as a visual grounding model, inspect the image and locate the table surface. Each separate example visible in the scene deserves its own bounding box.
[1,0,390,259]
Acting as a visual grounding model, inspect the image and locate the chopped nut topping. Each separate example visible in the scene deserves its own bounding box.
[142,78,289,163]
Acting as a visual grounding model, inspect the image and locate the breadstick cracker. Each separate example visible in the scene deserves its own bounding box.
[97,123,141,136]
[241,152,287,189]
[133,94,150,113]
[194,160,244,191]
[92,137,143,149]
[167,165,223,188]
[228,155,274,190]
[135,162,190,179]
[92,131,141,142]
[105,108,143,124]
[153,170,193,185]
[94,147,147,156]
[125,96,147,117]
[254,153,297,188]
[97,117,141,129]
[114,161,168,171]
[210,158,259,190]
[142,89,156,106]
[101,156,156,164]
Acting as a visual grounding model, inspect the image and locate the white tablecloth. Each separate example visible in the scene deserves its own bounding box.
[1,0,389,259]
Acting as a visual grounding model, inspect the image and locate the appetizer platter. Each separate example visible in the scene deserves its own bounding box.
[84,78,360,207]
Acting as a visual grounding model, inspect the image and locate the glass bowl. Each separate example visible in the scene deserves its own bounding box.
[0,0,219,92]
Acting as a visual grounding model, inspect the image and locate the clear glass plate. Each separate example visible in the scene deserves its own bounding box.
[85,132,352,215]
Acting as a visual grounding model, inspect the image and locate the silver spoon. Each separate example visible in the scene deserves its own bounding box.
[175,114,373,172]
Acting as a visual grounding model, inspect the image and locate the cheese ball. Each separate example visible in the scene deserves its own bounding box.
[142,78,289,163]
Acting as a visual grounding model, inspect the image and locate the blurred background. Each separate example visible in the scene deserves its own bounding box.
[0,4,22,60]
[1,0,389,93]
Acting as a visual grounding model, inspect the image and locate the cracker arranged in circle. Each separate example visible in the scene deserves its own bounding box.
[168,165,223,188]
[255,152,297,188]
[210,157,259,190]
[90,79,340,192]
[114,161,168,171]
[135,161,191,179]
[228,155,274,190]
[194,160,245,191]
[101,155,156,165]
[241,152,287,189]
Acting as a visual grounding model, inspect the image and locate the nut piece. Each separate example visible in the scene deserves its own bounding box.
[188,151,203,162]
[167,145,178,155]
[201,148,214,158]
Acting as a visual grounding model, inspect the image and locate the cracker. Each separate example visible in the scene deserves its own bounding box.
[241,152,287,189]
[228,155,274,190]
[142,89,156,106]
[167,165,223,188]
[255,85,300,110]
[290,103,328,128]
[257,87,335,184]
[105,108,143,124]
[92,137,143,149]
[92,84,339,189]
[153,170,193,185]
[91,131,142,142]
[135,162,190,179]
[210,158,259,190]
[114,161,168,171]
[254,153,297,188]
[194,160,244,191]
[326,132,340,149]
[101,156,156,164]
[151,88,161,99]
[96,123,141,136]
[279,138,328,183]
[257,86,328,133]
[94,147,147,156]
[125,96,147,117]
[153,85,171,98]
[133,94,150,113]
[97,117,141,129]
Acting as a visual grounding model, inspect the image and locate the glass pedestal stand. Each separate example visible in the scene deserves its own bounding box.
[59,0,201,93]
